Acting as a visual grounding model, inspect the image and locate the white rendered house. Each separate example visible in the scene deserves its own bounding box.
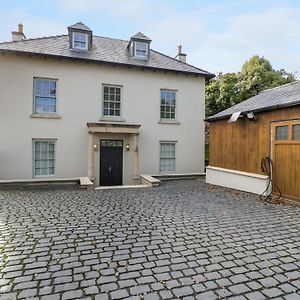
[0,22,213,186]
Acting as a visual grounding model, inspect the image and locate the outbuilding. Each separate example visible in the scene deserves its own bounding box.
[206,81,300,201]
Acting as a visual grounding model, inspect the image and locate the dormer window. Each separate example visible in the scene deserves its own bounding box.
[135,41,148,58]
[128,32,151,60]
[73,32,88,50]
[68,22,93,51]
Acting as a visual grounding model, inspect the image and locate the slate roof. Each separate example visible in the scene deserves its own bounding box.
[206,81,300,121]
[68,22,92,32]
[0,32,213,78]
[131,32,151,41]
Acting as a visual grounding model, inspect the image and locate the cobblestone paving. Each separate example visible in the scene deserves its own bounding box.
[0,179,300,300]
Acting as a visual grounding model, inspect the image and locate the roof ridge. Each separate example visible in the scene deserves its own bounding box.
[0,34,67,45]
[150,48,213,76]
[92,34,129,43]
[260,80,299,93]
[0,34,129,45]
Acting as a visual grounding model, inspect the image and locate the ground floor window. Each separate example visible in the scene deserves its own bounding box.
[160,141,176,172]
[33,140,55,176]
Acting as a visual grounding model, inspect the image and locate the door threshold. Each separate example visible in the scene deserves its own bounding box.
[94,184,149,190]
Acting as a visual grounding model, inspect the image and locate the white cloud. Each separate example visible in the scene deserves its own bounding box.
[191,6,300,74]
[59,0,153,19]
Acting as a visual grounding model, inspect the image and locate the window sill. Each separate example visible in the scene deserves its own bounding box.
[70,48,89,52]
[134,56,149,60]
[33,175,55,178]
[158,120,180,125]
[30,114,62,119]
[99,116,126,122]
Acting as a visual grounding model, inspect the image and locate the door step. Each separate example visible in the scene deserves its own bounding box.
[95,184,149,190]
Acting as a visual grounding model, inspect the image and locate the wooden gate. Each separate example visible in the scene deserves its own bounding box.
[272,120,300,200]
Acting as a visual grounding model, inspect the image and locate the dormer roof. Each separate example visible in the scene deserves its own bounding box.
[68,22,92,32]
[130,32,152,42]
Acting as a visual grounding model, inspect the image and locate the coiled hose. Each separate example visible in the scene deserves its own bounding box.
[260,156,282,204]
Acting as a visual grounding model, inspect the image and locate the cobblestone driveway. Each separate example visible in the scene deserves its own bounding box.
[0,179,299,300]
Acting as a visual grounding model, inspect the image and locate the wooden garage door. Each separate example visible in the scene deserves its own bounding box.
[272,120,300,200]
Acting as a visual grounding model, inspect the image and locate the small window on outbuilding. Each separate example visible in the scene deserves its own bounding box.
[275,125,288,140]
[292,124,300,140]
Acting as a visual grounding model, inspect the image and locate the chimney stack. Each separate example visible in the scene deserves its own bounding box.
[11,23,26,41]
[177,45,187,63]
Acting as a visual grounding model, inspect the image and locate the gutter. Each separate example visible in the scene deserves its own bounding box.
[205,101,300,122]
[0,48,214,79]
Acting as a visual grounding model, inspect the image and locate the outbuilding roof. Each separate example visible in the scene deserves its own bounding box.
[206,81,300,121]
[0,33,213,78]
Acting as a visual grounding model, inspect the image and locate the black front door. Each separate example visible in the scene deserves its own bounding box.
[100,140,123,186]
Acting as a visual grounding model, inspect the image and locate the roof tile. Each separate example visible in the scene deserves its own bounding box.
[0,34,213,78]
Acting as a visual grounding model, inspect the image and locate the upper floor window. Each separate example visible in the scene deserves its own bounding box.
[134,42,148,58]
[73,32,88,50]
[103,85,121,117]
[33,139,55,177]
[160,90,177,120]
[34,78,57,114]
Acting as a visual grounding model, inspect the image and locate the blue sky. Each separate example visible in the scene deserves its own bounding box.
[1,0,300,75]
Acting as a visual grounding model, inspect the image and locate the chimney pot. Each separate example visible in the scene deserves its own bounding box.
[177,45,187,63]
[178,45,182,55]
[18,23,23,33]
[11,24,26,41]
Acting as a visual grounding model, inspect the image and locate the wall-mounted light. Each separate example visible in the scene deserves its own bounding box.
[93,144,98,151]
[246,111,256,121]
[125,144,130,151]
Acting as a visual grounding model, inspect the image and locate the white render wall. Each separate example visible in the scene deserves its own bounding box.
[0,54,206,185]
[206,166,271,196]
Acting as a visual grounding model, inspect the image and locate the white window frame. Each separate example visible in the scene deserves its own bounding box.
[32,139,56,178]
[160,89,177,120]
[102,84,123,119]
[72,32,88,50]
[33,78,57,115]
[159,141,177,173]
[134,41,148,58]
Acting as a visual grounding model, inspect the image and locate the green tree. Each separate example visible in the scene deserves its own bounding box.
[206,55,296,116]
[206,72,239,116]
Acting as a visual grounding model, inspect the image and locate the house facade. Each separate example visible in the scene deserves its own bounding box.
[206,81,300,201]
[0,22,213,186]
